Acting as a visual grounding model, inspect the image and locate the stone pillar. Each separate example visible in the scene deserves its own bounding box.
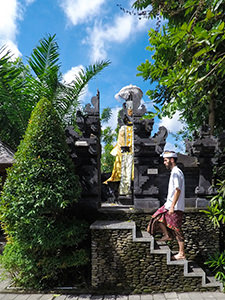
[133,124,168,210]
[186,125,217,208]
[132,94,168,211]
[65,91,101,210]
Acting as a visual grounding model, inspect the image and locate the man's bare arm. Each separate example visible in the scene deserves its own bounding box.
[168,188,181,214]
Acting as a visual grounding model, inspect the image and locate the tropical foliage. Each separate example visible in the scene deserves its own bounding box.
[0,34,110,149]
[101,108,117,173]
[133,0,225,137]
[204,179,225,228]
[0,98,88,289]
[205,251,225,285]
[133,0,225,285]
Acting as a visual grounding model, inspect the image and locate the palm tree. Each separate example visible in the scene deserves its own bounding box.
[0,34,110,149]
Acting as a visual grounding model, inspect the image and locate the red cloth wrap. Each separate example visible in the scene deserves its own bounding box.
[148,205,184,241]
[152,205,183,231]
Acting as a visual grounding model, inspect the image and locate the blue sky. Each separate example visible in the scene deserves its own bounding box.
[0,0,185,152]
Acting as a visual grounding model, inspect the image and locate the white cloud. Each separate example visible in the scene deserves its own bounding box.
[85,14,149,62]
[62,65,92,103]
[140,99,154,112]
[0,40,21,58]
[0,0,22,58]
[158,111,186,153]
[63,65,84,84]
[59,0,105,26]
[159,111,184,133]
[0,0,35,59]
[0,1,20,42]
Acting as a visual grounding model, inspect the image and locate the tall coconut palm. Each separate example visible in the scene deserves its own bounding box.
[0,34,110,150]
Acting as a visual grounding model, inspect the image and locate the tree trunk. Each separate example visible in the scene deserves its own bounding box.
[208,97,215,135]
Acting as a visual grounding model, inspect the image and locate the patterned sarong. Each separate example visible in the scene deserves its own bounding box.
[148,205,184,241]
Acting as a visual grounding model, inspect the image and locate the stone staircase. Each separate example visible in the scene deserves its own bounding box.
[91,220,223,292]
[133,224,223,291]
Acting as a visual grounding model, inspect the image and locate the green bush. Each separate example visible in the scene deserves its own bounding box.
[205,251,225,284]
[0,98,88,289]
[204,150,225,287]
[204,179,225,228]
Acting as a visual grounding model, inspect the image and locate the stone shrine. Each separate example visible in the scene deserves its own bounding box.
[65,85,223,212]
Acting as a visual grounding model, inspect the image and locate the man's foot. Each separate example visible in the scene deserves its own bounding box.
[172,253,186,260]
[158,235,173,242]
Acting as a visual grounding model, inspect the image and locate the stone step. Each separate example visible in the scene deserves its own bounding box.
[187,262,205,276]
[184,264,205,278]
[203,276,223,288]
[133,231,153,242]
[91,220,223,292]
[136,228,223,291]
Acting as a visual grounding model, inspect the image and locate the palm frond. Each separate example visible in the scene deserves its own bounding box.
[55,60,111,124]
[28,34,60,100]
[29,34,60,78]
[0,48,38,147]
[0,51,28,127]
[0,46,13,63]
[0,37,110,148]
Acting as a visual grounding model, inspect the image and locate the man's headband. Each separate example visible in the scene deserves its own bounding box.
[163,152,177,158]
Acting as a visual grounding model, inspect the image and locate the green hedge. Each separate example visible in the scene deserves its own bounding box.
[0,98,88,289]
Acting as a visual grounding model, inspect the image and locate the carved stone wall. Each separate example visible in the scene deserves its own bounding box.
[186,125,218,208]
[133,122,168,210]
[66,91,101,209]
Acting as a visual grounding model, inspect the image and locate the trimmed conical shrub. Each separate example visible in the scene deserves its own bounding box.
[0,98,88,289]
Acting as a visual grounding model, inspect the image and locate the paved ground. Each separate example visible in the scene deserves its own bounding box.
[0,292,224,300]
[0,266,224,299]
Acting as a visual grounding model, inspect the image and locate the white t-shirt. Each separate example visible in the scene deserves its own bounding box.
[164,166,185,211]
